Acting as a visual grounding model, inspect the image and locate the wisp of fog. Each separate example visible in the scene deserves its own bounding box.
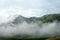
[0,15,60,39]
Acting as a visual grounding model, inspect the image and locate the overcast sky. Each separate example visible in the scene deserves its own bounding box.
[0,0,60,17]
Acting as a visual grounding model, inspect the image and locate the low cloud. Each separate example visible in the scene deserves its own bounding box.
[0,18,60,39]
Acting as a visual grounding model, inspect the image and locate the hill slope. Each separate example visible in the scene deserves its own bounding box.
[12,14,60,24]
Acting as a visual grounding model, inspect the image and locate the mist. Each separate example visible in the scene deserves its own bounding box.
[0,15,60,39]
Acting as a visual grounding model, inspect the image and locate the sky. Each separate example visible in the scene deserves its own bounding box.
[0,0,60,17]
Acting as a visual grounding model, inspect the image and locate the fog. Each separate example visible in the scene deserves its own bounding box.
[0,16,60,39]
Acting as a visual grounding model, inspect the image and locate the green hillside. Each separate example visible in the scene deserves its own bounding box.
[11,14,60,40]
[40,14,60,23]
[13,14,60,24]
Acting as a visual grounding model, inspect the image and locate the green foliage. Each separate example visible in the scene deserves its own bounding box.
[40,14,60,23]
[12,14,60,24]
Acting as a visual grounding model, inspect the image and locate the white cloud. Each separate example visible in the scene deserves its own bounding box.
[0,0,60,18]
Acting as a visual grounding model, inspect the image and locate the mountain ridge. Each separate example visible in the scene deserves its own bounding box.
[12,14,60,24]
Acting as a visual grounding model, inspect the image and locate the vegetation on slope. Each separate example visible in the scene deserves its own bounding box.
[40,14,60,23]
[11,14,60,40]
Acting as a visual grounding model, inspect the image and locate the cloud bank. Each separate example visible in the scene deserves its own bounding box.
[0,16,60,39]
[0,0,60,17]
